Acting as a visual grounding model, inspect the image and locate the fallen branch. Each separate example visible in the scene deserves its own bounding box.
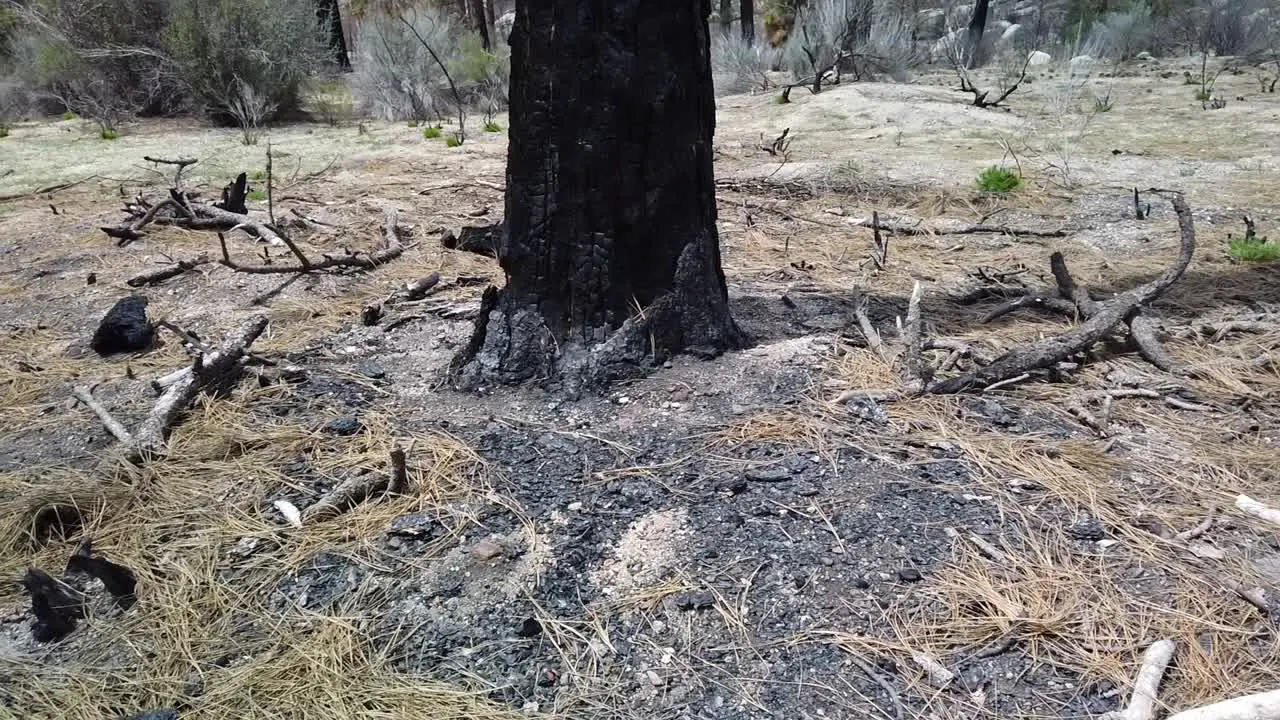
[928,193,1195,394]
[102,185,286,246]
[71,386,135,444]
[1101,639,1176,720]
[850,216,1067,238]
[1236,494,1280,530]
[388,445,410,496]
[901,281,925,391]
[219,208,403,274]
[126,256,210,287]
[1166,689,1280,720]
[143,156,197,189]
[303,471,388,523]
[130,316,268,461]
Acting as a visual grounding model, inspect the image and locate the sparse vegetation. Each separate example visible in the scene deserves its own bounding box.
[482,120,501,133]
[61,110,77,121]
[247,189,267,202]
[445,133,462,147]
[1229,219,1278,262]
[422,125,442,139]
[976,165,1020,193]
[99,127,118,140]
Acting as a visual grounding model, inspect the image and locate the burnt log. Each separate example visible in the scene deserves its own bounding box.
[66,539,138,609]
[451,0,746,391]
[216,173,249,215]
[21,568,84,642]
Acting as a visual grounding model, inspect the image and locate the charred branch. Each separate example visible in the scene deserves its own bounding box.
[126,256,210,287]
[219,209,403,274]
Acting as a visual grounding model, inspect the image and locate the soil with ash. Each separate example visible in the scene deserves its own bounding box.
[243,289,1111,720]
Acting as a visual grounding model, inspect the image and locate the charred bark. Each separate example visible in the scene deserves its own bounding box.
[470,0,492,50]
[741,0,755,45]
[965,0,990,69]
[317,0,351,70]
[720,0,734,37]
[451,0,746,391]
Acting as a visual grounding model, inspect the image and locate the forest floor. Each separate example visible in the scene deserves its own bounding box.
[1,55,1279,720]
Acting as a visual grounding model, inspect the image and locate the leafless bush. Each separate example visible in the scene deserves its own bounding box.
[783,0,874,93]
[227,79,274,145]
[711,33,779,95]
[351,6,508,125]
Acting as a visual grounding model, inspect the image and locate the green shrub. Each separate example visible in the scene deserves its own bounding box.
[445,133,462,147]
[0,125,8,138]
[977,166,1021,194]
[483,120,502,133]
[165,0,331,126]
[407,119,420,128]
[1094,93,1114,112]
[423,125,442,139]
[249,169,266,181]
[1194,88,1212,101]
[62,110,78,121]
[1229,226,1279,263]
[247,189,267,202]
[100,128,119,140]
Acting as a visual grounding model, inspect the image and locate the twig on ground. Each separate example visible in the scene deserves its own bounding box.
[219,208,403,274]
[126,256,210,287]
[1166,688,1280,720]
[303,471,389,523]
[143,156,197,189]
[844,652,904,720]
[1101,639,1176,720]
[1175,514,1215,541]
[854,297,887,359]
[850,216,1067,238]
[71,386,135,444]
[1236,495,1280,530]
[901,281,925,391]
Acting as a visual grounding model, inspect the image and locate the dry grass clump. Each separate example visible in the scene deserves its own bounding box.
[0,380,498,719]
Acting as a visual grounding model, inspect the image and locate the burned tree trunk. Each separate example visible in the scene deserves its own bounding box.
[965,0,990,69]
[451,0,746,391]
[741,0,755,45]
[470,0,492,50]
[317,0,351,70]
[720,0,734,37]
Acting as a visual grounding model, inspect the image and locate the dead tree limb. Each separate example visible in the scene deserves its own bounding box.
[126,256,210,287]
[1166,688,1280,720]
[851,217,1067,238]
[71,386,135,444]
[901,281,925,390]
[928,193,1195,394]
[303,471,389,523]
[143,156,197,189]
[1101,639,1176,720]
[130,316,269,461]
[218,209,403,274]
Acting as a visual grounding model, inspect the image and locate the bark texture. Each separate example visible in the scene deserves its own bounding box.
[741,0,755,45]
[452,0,745,390]
[965,0,990,68]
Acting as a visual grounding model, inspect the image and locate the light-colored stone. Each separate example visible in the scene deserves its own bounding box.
[1027,50,1052,66]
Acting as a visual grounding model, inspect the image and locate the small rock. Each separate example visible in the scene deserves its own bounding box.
[674,591,716,611]
[1069,517,1106,541]
[91,295,153,356]
[616,395,630,405]
[646,670,664,687]
[473,538,504,561]
[86,272,97,285]
[745,467,791,483]
[387,512,437,537]
[898,568,923,583]
[355,361,386,380]
[719,477,748,495]
[1027,49,1052,66]
[851,577,870,590]
[324,416,361,436]
[567,501,583,512]
[517,617,542,637]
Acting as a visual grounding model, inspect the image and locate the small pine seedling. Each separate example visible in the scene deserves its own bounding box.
[423,126,442,139]
[976,166,1020,194]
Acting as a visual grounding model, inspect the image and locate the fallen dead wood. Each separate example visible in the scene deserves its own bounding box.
[1101,639,1176,720]
[75,317,269,462]
[102,186,286,247]
[928,193,1195,394]
[849,216,1068,238]
[126,256,210,287]
[1236,494,1280,530]
[1166,689,1280,720]
[303,471,388,523]
[218,208,403,274]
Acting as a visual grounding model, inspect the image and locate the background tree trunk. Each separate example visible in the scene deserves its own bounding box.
[451,0,745,390]
[719,0,733,37]
[965,0,990,68]
[469,0,492,49]
[741,0,755,45]
[317,0,350,69]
